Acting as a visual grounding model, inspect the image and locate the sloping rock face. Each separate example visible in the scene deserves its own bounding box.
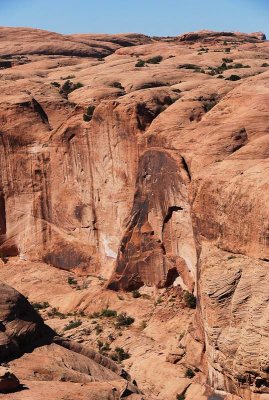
[0,27,268,399]
[0,282,54,361]
[0,282,140,398]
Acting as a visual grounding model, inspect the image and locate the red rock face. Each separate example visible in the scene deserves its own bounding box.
[0,27,268,399]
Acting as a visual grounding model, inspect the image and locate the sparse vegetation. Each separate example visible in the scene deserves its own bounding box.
[115,312,135,327]
[32,301,50,310]
[83,105,95,122]
[94,324,103,334]
[139,81,167,90]
[140,320,147,330]
[97,340,111,354]
[261,63,269,67]
[51,81,60,88]
[110,81,124,90]
[177,394,186,400]
[132,290,141,298]
[47,307,66,319]
[222,58,233,63]
[100,308,117,318]
[202,100,217,113]
[61,75,75,80]
[183,291,197,309]
[90,311,101,318]
[207,62,249,76]
[185,368,195,378]
[155,296,163,306]
[63,319,82,331]
[135,59,145,67]
[110,347,130,362]
[226,74,241,81]
[178,63,203,72]
[60,80,84,97]
[68,276,77,285]
[146,55,163,64]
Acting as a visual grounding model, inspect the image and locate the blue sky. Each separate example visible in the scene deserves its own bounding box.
[0,0,268,37]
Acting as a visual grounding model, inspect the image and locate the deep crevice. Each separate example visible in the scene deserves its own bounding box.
[32,98,51,129]
[181,156,191,181]
[163,206,183,226]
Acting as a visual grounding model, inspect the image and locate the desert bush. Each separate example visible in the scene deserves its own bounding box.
[261,62,269,67]
[94,324,103,334]
[60,80,84,97]
[61,75,75,80]
[185,368,195,378]
[51,81,60,88]
[226,74,241,81]
[32,301,50,310]
[111,347,130,362]
[132,290,141,298]
[146,55,163,64]
[178,63,201,70]
[110,81,124,90]
[47,307,66,319]
[202,100,217,113]
[68,276,77,285]
[90,311,100,318]
[100,308,117,318]
[63,320,82,331]
[115,312,135,327]
[83,105,95,122]
[135,59,145,67]
[183,291,197,309]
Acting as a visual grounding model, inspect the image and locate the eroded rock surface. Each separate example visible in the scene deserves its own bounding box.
[0,27,268,399]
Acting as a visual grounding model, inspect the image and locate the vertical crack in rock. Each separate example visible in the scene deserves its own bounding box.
[162,206,183,229]
[32,98,51,129]
[181,156,192,181]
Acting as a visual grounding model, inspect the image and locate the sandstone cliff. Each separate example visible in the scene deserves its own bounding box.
[0,27,268,399]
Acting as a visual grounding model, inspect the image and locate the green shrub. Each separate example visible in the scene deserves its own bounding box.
[183,291,197,309]
[32,301,50,310]
[83,105,95,122]
[222,58,233,63]
[51,81,60,88]
[203,101,217,113]
[185,368,195,378]
[132,290,141,298]
[100,309,117,318]
[95,324,103,334]
[177,394,185,400]
[47,307,66,319]
[111,347,130,362]
[139,81,167,89]
[97,340,111,353]
[135,59,145,67]
[261,62,269,67]
[111,81,124,90]
[226,74,241,81]
[115,312,135,327]
[63,319,82,331]
[146,55,163,64]
[90,311,100,318]
[60,80,84,97]
[178,63,201,70]
[61,75,75,80]
[68,276,77,285]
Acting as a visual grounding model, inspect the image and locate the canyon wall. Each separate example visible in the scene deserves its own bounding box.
[0,27,268,398]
